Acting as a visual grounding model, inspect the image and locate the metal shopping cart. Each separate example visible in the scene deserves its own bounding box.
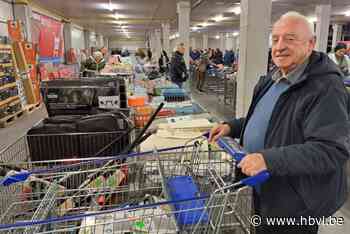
[0,134,269,234]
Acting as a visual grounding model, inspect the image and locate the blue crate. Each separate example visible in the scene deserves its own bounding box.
[166,176,209,225]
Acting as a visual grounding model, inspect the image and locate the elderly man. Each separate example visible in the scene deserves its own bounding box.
[210,11,349,234]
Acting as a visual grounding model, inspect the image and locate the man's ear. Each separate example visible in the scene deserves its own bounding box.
[309,36,316,50]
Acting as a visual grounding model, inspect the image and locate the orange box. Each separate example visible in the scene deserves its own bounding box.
[127,96,147,107]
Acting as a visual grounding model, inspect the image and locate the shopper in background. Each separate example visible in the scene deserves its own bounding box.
[170,43,188,88]
[81,51,106,76]
[146,49,153,63]
[190,48,201,64]
[328,42,350,77]
[209,11,349,234]
[208,48,214,60]
[158,50,170,74]
[100,47,108,59]
[108,48,122,64]
[223,49,235,67]
[212,48,224,66]
[134,48,146,73]
[196,50,209,92]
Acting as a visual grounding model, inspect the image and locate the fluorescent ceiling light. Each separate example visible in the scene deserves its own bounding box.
[231,6,241,15]
[121,25,127,29]
[191,26,199,31]
[215,35,220,39]
[213,14,225,22]
[109,0,113,11]
[345,11,350,16]
[232,31,239,37]
[307,16,317,23]
[201,22,209,27]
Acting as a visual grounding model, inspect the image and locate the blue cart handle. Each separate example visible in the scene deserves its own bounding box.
[203,132,270,186]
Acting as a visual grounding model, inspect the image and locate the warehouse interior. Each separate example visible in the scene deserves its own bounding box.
[0,0,350,233]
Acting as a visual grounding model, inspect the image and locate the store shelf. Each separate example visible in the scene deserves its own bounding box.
[0,44,12,50]
[0,63,13,68]
[0,72,4,77]
[8,99,21,107]
[0,83,17,91]
[0,96,20,107]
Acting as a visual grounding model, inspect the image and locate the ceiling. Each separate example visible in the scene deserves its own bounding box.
[30,0,350,40]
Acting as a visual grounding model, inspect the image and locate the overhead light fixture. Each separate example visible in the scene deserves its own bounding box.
[232,31,239,37]
[307,16,317,23]
[215,35,220,39]
[213,14,225,22]
[231,6,241,15]
[201,22,209,27]
[109,0,114,11]
[345,11,350,16]
[191,26,199,31]
[175,33,180,38]
[121,25,127,29]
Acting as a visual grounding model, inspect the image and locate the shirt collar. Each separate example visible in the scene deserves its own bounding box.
[272,58,309,84]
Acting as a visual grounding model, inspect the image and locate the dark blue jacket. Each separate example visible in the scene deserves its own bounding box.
[224,51,235,66]
[170,51,188,83]
[228,51,349,218]
[190,51,201,61]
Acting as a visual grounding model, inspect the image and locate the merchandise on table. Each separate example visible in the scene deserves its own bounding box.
[162,88,189,102]
[134,105,153,128]
[127,96,147,107]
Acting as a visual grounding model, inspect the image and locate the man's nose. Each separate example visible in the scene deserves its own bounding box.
[274,37,287,51]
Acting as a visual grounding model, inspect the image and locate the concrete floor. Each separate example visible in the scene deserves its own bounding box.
[0,105,47,151]
[0,92,349,233]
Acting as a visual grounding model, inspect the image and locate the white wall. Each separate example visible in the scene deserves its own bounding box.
[71,26,85,50]
[0,1,13,37]
[109,40,146,52]
[208,38,220,49]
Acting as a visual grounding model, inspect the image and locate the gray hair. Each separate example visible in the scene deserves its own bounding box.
[276,11,315,38]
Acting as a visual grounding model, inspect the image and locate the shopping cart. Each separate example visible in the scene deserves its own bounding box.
[0,134,269,234]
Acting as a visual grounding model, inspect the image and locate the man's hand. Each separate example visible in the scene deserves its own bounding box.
[209,124,231,143]
[238,153,268,176]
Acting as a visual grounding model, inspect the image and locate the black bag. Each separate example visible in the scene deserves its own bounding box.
[27,113,131,161]
[76,113,122,132]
